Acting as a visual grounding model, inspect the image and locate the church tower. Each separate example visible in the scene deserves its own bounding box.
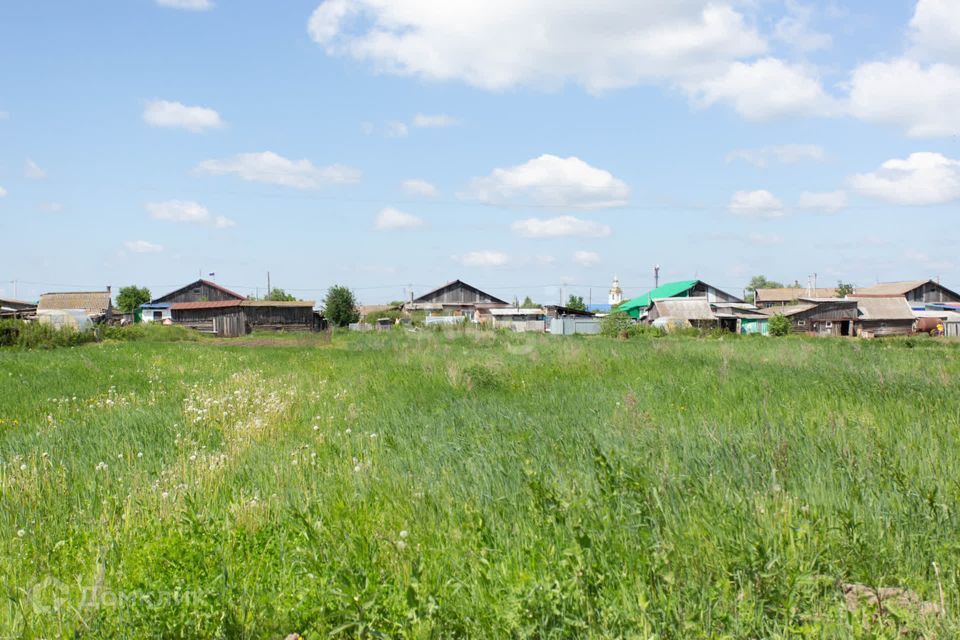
[608,275,623,306]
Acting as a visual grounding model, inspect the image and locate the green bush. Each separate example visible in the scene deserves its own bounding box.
[600,310,635,338]
[100,323,201,342]
[768,314,791,337]
[0,319,97,349]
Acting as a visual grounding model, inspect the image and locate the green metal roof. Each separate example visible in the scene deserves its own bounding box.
[618,280,699,317]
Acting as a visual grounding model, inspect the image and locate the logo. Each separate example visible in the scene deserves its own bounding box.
[29,576,70,615]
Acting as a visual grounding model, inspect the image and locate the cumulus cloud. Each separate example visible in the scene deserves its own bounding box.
[775,0,832,52]
[909,0,960,63]
[196,151,361,189]
[401,179,438,197]
[25,159,46,179]
[798,190,847,213]
[385,121,409,138]
[725,144,825,168]
[728,190,786,218]
[849,152,960,206]
[848,59,960,138]
[453,250,510,268]
[156,0,213,10]
[573,250,601,267]
[146,200,235,228]
[511,215,611,238]
[375,207,425,230]
[0,186,6,197]
[143,99,222,132]
[464,154,629,209]
[413,114,459,128]
[307,1,766,93]
[125,240,164,254]
[688,58,836,120]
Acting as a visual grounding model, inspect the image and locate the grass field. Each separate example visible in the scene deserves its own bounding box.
[2,328,960,638]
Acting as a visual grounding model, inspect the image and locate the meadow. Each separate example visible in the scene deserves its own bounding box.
[2,328,960,638]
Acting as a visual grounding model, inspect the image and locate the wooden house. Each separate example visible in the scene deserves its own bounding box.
[853,280,960,309]
[848,297,916,338]
[239,300,319,332]
[761,299,859,336]
[647,298,718,329]
[405,279,509,322]
[619,280,742,319]
[151,279,246,304]
[754,287,841,309]
[37,288,113,321]
[170,299,320,337]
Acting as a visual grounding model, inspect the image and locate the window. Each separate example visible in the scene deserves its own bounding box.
[797,320,806,326]
[825,321,833,328]
[153,311,162,320]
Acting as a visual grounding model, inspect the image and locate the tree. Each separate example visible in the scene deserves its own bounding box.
[745,275,785,303]
[264,288,297,302]
[116,285,151,313]
[836,281,855,298]
[323,285,360,327]
[768,314,792,337]
[566,294,586,312]
[521,296,539,309]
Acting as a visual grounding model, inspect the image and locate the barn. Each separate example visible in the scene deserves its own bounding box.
[848,297,916,338]
[169,299,321,336]
[151,279,246,304]
[404,279,509,323]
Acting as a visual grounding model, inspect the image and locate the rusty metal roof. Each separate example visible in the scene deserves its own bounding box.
[240,300,315,308]
[169,300,242,311]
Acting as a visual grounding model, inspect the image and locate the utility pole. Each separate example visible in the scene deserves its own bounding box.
[654,265,661,289]
[267,271,271,297]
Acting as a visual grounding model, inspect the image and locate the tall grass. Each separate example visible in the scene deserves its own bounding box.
[1,331,959,637]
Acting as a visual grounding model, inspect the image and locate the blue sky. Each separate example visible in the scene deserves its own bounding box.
[1,0,959,305]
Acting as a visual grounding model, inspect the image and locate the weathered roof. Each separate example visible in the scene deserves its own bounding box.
[755,287,839,303]
[0,297,37,308]
[37,291,112,315]
[761,303,816,317]
[653,298,715,321]
[240,300,315,308]
[412,279,508,305]
[854,280,929,296]
[152,279,246,303]
[170,300,242,311]
[619,280,699,313]
[489,307,545,316]
[849,296,916,321]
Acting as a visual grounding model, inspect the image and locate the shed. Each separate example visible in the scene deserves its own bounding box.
[762,299,858,336]
[240,300,319,331]
[489,307,546,332]
[549,317,601,335]
[848,297,915,338]
[170,300,244,336]
[37,289,113,321]
[138,303,171,323]
[648,298,718,328]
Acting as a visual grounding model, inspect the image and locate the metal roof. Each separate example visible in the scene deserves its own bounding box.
[37,291,112,315]
[755,287,839,302]
[240,300,315,308]
[653,298,715,320]
[619,280,699,313]
[489,308,545,316]
[848,296,916,320]
[854,280,930,296]
[169,300,242,311]
[760,303,816,317]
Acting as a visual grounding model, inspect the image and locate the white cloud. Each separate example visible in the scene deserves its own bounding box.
[413,114,458,128]
[511,215,611,238]
[798,190,847,213]
[848,59,960,138]
[375,207,425,230]
[725,144,825,168]
[146,200,235,228]
[849,152,960,206]
[748,232,784,246]
[156,0,214,10]
[688,58,836,120]
[464,154,629,209]
[401,179,438,197]
[0,111,8,120]
[25,159,46,179]
[125,240,164,254]
[910,0,960,63]
[728,190,786,218]
[39,202,63,213]
[196,151,361,189]
[143,99,222,132]
[775,1,832,52]
[903,248,954,272]
[453,250,510,268]
[385,121,409,138]
[573,250,601,267]
[0,186,6,197]
[307,1,766,93]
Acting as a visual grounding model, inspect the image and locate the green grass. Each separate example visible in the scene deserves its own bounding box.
[2,329,960,638]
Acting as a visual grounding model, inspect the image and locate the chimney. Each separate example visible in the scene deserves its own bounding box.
[107,285,111,294]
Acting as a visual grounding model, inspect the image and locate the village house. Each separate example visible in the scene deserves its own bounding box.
[619,280,743,320]
[37,288,113,322]
[404,279,509,323]
[853,280,960,309]
[848,297,916,338]
[761,299,859,337]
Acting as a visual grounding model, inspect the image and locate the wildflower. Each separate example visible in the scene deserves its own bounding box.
[17,529,26,538]
[353,464,362,473]
[399,530,408,539]
[396,540,407,551]
[345,428,352,435]
[19,464,27,471]
[161,491,169,499]
[370,433,378,439]
[313,425,320,431]
[95,462,108,472]
[137,452,143,458]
